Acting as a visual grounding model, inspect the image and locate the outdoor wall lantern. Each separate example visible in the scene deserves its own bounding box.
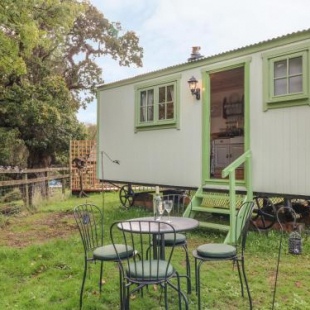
[187,76,200,100]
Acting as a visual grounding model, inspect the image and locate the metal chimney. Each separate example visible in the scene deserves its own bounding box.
[188,46,203,61]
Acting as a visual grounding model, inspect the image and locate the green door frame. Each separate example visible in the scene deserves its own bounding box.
[201,58,251,186]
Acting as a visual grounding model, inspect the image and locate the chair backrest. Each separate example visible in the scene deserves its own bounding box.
[235,201,255,251]
[110,220,177,283]
[73,203,103,254]
[161,193,191,216]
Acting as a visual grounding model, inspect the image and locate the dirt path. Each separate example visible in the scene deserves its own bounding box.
[0,211,76,248]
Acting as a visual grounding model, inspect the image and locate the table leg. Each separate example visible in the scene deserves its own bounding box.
[152,233,165,259]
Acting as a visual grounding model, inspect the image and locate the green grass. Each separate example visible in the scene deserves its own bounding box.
[0,192,309,309]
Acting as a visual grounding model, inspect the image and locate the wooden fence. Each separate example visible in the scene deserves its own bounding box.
[0,167,70,209]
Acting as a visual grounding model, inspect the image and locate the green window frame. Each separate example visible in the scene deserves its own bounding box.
[135,78,180,131]
[263,48,309,110]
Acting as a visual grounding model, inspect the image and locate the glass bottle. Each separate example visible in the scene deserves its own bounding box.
[153,186,162,220]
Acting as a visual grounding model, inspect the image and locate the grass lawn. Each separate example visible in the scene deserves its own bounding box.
[0,191,309,309]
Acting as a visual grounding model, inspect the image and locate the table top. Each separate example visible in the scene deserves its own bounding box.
[118,216,199,234]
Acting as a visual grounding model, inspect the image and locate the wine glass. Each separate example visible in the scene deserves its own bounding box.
[164,200,173,222]
[157,201,164,220]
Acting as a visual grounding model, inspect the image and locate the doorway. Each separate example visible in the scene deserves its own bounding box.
[209,66,245,180]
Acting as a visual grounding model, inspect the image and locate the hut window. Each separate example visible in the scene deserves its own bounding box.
[135,78,179,131]
[158,85,174,120]
[273,56,303,96]
[140,89,154,122]
[263,48,309,110]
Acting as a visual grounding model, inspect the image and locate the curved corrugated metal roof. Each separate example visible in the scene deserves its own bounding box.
[97,28,310,88]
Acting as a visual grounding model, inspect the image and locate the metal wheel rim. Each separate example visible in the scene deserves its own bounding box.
[119,185,135,208]
[252,196,277,230]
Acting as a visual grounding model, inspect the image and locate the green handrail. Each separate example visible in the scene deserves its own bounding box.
[222,150,253,243]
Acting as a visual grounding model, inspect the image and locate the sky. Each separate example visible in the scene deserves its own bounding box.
[77,0,310,123]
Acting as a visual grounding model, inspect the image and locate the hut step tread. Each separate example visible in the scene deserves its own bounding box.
[198,221,230,231]
[191,206,231,214]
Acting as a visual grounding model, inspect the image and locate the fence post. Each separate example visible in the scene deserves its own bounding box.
[61,178,65,195]
[45,170,49,200]
[23,173,29,209]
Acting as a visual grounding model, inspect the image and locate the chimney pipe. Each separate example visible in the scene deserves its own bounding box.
[188,46,203,61]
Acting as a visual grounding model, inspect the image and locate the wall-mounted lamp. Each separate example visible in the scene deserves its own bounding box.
[187,76,200,100]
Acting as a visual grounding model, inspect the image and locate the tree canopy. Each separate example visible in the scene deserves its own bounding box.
[0,0,143,168]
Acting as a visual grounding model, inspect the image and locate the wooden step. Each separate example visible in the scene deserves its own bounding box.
[195,193,229,199]
[193,192,244,209]
[191,206,230,214]
[202,184,247,192]
[198,221,230,231]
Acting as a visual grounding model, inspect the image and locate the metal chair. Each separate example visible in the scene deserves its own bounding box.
[110,220,189,309]
[160,193,192,294]
[192,201,255,310]
[73,203,135,309]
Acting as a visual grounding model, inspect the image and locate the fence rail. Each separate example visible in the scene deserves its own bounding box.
[0,167,70,210]
[0,168,69,186]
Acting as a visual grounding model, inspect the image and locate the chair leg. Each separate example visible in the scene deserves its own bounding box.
[79,259,88,310]
[197,265,201,310]
[167,275,189,310]
[99,261,103,294]
[235,260,244,297]
[173,244,192,294]
[164,282,169,309]
[196,260,204,310]
[194,258,198,295]
[176,275,182,310]
[119,269,124,310]
[124,283,130,310]
[241,259,253,310]
[183,244,191,294]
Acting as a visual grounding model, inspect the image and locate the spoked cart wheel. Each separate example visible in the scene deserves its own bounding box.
[119,184,135,209]
[252,196,277,230]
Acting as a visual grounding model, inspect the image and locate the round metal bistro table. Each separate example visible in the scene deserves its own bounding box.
[118,216,199,259]
[121,216,198,232]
